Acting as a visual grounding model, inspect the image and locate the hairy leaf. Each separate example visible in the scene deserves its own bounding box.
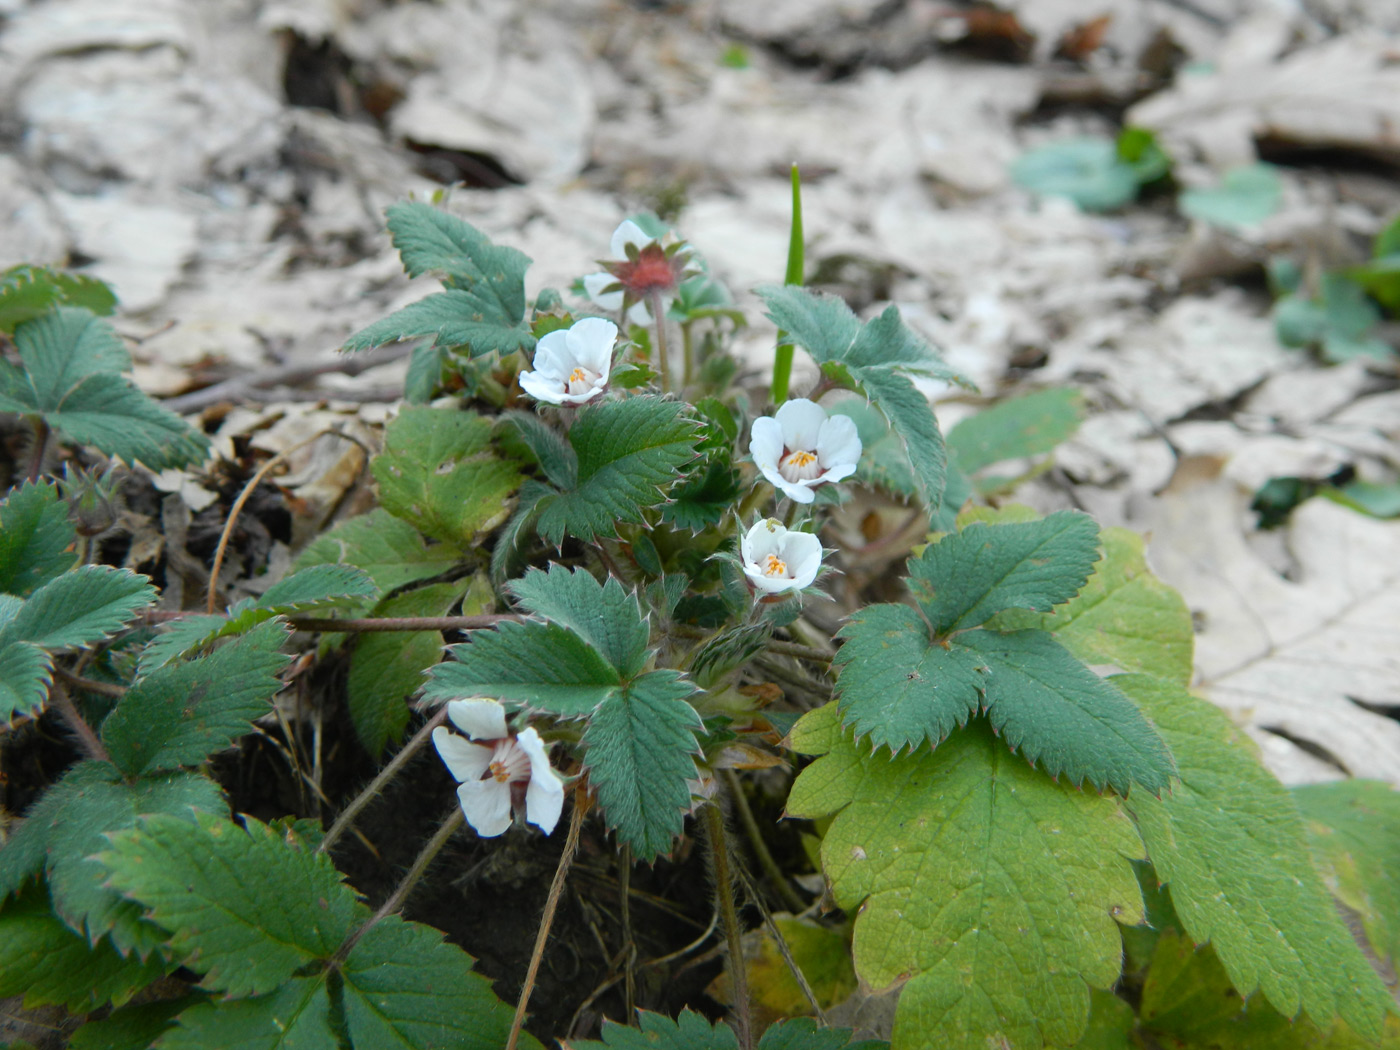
[1011,138,1139,212]
[0,635,50,722]
[1120,675,1392,1038]
[342,290,535,356]
[0,480,76,596]
[583,671,702,861]
[662,458,743,532]
[946,388,1085,476]
[908,512,1101,634]
[499,410,577,489]
[510,564,649,677]
[294,507,464,596]
[491,479,553,586]
[385,201,531,320]
[426,619,620,716]
[3,565,154,651]
[854,368,948,512]
[0,264,117,334]
[536,396,698,545]
[103,622,290,776]
[570,1010,880,1050]
[372,406,522,545]
[788,704,1144,1050]
[157,978,335,1050]
[8,306,130,389]
[68,997,197,1050]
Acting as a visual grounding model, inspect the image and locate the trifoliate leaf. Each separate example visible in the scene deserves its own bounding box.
[946,388,1086,476]
[1178,164,1283,230]
[787,704,1145,1050]
[102,621,291,776]
[0,480,76,597]
[0,264,117,334]
[498,410,577,489]
[509,564,649,678]
[102,811,362,997]
[0,883,166,1012]
[371,406,522,546]
[9,761,226,955]
[294,507,465,596]
[990,527,1194,685]
[662,458,742,532]
[426,619,620,716]
[156,978,335,1050]
[583,670,702,861]
[1119,675,1393,1039]
[535,396,698,545]
[908,512,1101,633]
[386,200,530,320]
[1,565,154,652]
[1293,779,1400,969]
[1011,138,1140,212]
[0,636,50,722]
[348,577,481,757]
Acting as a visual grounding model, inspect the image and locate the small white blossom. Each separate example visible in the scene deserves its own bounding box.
[750,399,862,504]
[432,699,565,837]
[518,317,617,405]
[740,518,823,594]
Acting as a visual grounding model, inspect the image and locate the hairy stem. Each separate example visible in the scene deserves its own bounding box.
[508,792,588,1050]
[649,288,671,393]
[681,321,695,390]
[318,708,448,854]
[26,416,50,482]
[48,684,109,763]
[704,801,752,1050]
[719,768,807,914]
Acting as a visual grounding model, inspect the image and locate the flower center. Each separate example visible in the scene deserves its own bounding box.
[484,738,532,784]
[762,553,790,578]
[779,449,822,483]
[566,366,600,396]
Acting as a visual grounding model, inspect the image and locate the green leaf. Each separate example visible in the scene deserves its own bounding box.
[371,406,523,546]
[426,619,620,716]
[1076,989,1135,1050]
[254,563,378,611]
[1011,138,1140,212]
[509,564,650,678]
[1323,478,1400,519]
[157,978,335,1050]
[102,811,362,997]
[0,636,50,722]
[68,997,197,1050]
[0,883,166,1012]
[946,388,1086,476]
[490,479,553,586]
[294,507,465,596]
[1346,252,1400,316]
[0,264,117,334]
[9,306,130,387]
[348,577,482,756]
[849,367,948,511]
[536,396,698,545]
[662,458,742,532]
[1273,274,1390,363]
[1119,675,1392,1039]
[583,671,702,861]
[385,201,531,319]
[1293,779,1400,967]
[1116,126,1171,184]
[0,480,76,596]
[342,290,535,356]
[499,410,577,489]
[908,512,1102,633]
[1179,164,1283,230]
[572,1009,739,1050]
[2,564,155,650]
[788,704,1145,1050]
[990,527,1194,685]
[102,622,291,776]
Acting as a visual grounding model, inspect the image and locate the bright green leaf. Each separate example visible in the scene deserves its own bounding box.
[946,388,1085,476]
[583,670,702,861]
[3,564,154,651]
[509,564,650,678]
[1179,164,1283,230]
[294,507,465,596]
[788,704,1145,1050]
[372,406,522,546]
[1076,989,1135,1050]
[1120,675,1392,1039]
[0,264,117,334]
[0,480,76,596]
[102,621,291,776]
[1011,138,1140,212]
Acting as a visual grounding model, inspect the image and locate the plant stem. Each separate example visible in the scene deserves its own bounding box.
[719,768,807,914]
[620,843,636,1020]
[318,708,448,854]
[681,321,695,390]
[649,288,671,393]
[770,164,805,406]
[48,684,109,763]
[26,416,50,482]
[289,613,518,634]
[332,804,463,965]
[508,792,588,1050]
[52,666,127,699]
[704,801,752,1050]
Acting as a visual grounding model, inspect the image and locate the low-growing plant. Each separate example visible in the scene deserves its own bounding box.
[0,173,1397,1050]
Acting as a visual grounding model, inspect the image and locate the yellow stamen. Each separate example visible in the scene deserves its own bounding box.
[763,553,788,577]
[569,367,589,384]
[786,450,817,468]
[489,760,511,783]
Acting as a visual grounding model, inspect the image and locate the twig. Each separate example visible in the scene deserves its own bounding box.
[704,802,752,1050]
[319,708,448,854]
[52,666,127,699]
[719,768,807,914]
[508,791,588,1050]
[161,344,415,415]
[732,857,828,1025]
[48,683,108,763]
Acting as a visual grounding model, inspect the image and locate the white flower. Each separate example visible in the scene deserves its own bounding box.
[741,518,823,594]
[582,220,681,325]
[431,699,565,837]
[750,399,862,504]
[518,317,618,405]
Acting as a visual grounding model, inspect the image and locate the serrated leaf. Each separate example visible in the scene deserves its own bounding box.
[8,306,130,389]
[342,290,535,356]
[571,1009,739,1050]
[10,762,226,955]
[908,512,1101,633]
[990,527,1194,685]
[0,480,77,596]
[509,564,649,678]
[0,637,51,722]
[854,367,947,511]
[1293,779,1400,969]
[157,977,335,1050]
[254,563,379,611]
[583,670,702,861]
[103,622,291,776]
[68,997,196,1050]
[294,507,464,596]
[490,479,553,587]
[0,265,116,334]
[372,406,523,546]
[1119,674,1392,1039]
[426,619,620,716]
[0,883,166,1012]
[662,458,742,532]
[946,388,1086,475]
[535,396,698,545]
[102,812,362,997]
[688,622,771,689]
[385,200,531,318]
[499,410,577,489]
[348,577,482,756]
[3,564,154,651]
[787,704,1145,1050]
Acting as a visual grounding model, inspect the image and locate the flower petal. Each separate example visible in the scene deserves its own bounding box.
[433,726,493,783]
[816,413,862,471]
[518,369,566,404]
[583,272,624,311]
[516,728,565,834]
[565,317,618,375]
[457,780,514,837]
[530,329,575,380]
[783,531,824,589]
[446,698,509,741]
[611,220,652,258]
[774,399,828,451]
